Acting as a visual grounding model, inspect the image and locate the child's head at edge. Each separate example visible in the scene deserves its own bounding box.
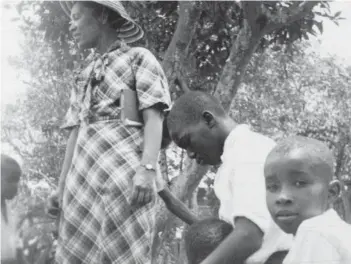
[184,218,233,264]
[1,154,22,201]
[264,136,341,235]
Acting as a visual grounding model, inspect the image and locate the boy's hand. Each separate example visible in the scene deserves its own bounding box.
[130,166,156,207]
[46,190,61,219]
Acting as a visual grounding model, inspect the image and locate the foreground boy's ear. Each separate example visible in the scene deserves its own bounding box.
[328,179,342,201]
[202,111,215,128]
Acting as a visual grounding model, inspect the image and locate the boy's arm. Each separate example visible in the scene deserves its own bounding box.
[158,187,199,225]
[200,217,263,264]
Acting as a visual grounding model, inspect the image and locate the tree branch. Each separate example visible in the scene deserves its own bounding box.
[2,130,30,158]
[162,1,202,94]
[174,73,191,93]
[242,1,262,35]
[28,169,57,188]
[213,20,261,111]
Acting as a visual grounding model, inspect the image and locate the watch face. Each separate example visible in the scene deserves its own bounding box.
[145,164,153,170]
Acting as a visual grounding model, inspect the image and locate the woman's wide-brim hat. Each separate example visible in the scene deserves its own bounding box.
[60,1,144,44]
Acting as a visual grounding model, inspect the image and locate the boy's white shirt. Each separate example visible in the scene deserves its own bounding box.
[214,124,293,264]
[1,201,19,261]
[283,209,351,264]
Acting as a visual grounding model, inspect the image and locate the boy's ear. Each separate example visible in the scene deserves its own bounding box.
[328,179,342,202]
[202,111,215,128]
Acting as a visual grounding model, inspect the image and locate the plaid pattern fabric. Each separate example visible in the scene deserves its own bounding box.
[56,42,171,264]
[61,41,170,129]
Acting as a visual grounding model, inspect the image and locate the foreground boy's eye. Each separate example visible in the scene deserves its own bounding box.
[266,182,280,192]
[294,180,307,188]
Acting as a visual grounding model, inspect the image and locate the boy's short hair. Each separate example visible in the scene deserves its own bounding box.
[1,154,22,179]
[266,136,334,180]
[167,91,226,131]
[184,218,233,264]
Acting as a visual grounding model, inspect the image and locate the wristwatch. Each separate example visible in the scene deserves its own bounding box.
[141,164,156,171]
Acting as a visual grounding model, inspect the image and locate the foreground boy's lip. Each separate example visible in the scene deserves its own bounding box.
[275,211,298,221]
[276,215,298,222]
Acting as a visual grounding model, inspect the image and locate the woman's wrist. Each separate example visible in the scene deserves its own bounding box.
[139,163,157,171]
[140,153,158,169]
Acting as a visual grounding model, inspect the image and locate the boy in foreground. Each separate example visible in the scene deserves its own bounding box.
[265,136,351,264]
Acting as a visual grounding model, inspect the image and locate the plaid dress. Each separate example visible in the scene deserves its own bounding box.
[56,41,171,264]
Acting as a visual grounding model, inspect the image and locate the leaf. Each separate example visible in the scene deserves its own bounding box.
[334,11,342,18]
[302,31,309,40]
[307,28,318,37]
[314,21,323,34]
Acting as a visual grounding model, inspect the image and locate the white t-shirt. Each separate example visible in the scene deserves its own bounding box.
[283,209,351,264]
[214,124,293,264]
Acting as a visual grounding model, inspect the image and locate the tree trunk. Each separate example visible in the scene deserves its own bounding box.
[213,1,318,111]
[214,21,261,111]
[162,1,202,97]
[153,2,204,262]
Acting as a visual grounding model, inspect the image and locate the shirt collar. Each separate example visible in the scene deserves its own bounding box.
[221,124,251,162]
[322,208,339,219]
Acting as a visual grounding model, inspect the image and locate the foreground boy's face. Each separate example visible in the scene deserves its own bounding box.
[264,149,330,235]
[170,122,223,166]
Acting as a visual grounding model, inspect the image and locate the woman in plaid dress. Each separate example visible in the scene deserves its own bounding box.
[47,1,171,263]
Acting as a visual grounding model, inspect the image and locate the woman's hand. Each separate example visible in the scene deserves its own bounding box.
[130,166,157,207]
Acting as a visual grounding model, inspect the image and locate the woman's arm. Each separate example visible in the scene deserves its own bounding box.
[58,127,79,199]
[47,127,79,216]
[158,187,199,225]
[130,107,164,206]
[140,107,164,168]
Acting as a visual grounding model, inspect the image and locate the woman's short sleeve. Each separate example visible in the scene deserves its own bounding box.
[132,48,171,112]
[60,85,81,131]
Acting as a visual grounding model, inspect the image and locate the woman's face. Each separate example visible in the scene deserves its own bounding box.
[69,2,102,49]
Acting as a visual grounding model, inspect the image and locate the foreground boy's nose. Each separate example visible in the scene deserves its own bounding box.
[276,192,293,205]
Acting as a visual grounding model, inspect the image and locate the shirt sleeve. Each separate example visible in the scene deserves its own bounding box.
[60,85,81,131]
[132,48,171,112]
[283,229,341,264]
[225,134,275,233]
[229,156,271,233]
